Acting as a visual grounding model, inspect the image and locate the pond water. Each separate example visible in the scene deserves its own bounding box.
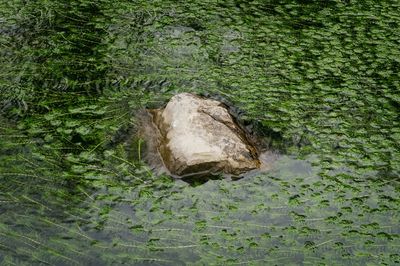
[0,1,399,265]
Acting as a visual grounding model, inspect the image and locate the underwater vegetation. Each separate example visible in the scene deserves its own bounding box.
[0,0,399,265]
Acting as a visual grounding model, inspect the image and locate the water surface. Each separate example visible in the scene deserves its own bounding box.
[0,1,399,265]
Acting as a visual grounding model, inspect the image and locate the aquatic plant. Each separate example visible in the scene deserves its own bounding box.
[0,0,399,264]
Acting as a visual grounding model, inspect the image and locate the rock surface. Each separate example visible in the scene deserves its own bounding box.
[151,93,260,177]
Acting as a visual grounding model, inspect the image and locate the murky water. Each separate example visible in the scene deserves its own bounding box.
[0,1,399,265]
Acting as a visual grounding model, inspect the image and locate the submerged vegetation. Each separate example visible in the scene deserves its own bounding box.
[0,0,399,265]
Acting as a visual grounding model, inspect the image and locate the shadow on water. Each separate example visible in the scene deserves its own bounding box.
[201,92,290,151]
[2,1,110,103]
[37,2,109,96]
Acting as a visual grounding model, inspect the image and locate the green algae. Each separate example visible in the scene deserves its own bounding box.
[0,0,399,265]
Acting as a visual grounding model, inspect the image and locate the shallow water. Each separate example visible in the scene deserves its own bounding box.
[0,1,399,265]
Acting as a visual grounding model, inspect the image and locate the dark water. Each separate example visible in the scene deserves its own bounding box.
[0,1,399,265]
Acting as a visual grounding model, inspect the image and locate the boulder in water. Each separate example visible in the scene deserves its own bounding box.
[151,93,260,177]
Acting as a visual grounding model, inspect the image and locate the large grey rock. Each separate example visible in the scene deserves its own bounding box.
[151,93,260,177]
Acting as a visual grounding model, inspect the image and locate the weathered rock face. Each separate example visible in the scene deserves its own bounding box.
[151,93,260,177]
